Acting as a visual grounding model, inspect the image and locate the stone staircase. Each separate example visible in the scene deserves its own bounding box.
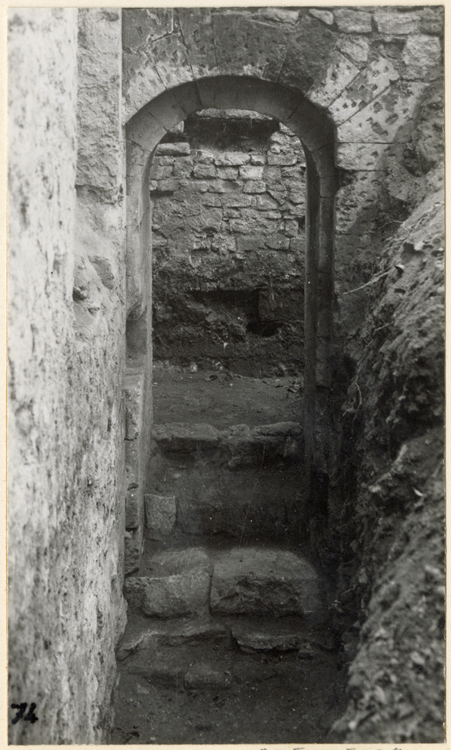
[114,420,341,744]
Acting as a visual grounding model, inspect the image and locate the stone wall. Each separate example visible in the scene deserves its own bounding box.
[151,112,306,375]
[8,9,126,743]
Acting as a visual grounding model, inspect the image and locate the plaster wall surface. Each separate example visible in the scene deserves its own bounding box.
[8,9,126,743]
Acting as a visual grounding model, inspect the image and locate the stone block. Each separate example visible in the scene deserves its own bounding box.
[125,439,140,489]
[216,166,239,180]
[329,58,400,125]
[255,7,299,25]
[144,493,176,540]
[336,36,370,65]
[336,142,388,170]
[283,220,299,238]
[152,422,221,452]
[419,7,444,35]
[337,81,427,143]
[307,51,360,108]
[309,9,334,26]
[265,235,290,251]
[211,13,288,81]
[149,163,173,180]
[210,548,322,618]
[250,154,266,166]
[401,35,442,80]
[125,488,141,530]
[267,153,298,167]
[194,149,215,164]
[172,158,193,178]
[123,9,173,51]
[156,142,191,157]
[243,181,266,194]
[177,8,218,78]
[373,9,421,35]
[222,193,252,208]
[124,548,212,617]
[254,194,279,210]
[334,9,372,33]
[214,152,250,167]
[185,664,232,690]
[239,165,264,180]
[193,163,216,179]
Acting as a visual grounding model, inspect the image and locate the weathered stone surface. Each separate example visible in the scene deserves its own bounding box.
[239,165,264,180]
[337,82,428,143]
[334,9,372,34]
[419,7,443,35]
[336,142,388,171]
[243,180,266,194]
[122,8,173,51]
[278,14,336,91]
[373,9,421,35]
[309,9,334,26]
[125,488,141,530]
[214,152,250,167]
[307,51,360,108]
[144,493,176,539]
[210,548,322,617]
[124,526,143,576]
[401,35,442,80]
[124,372,144,440]
[152,423,221,452]
[177,8,218,78]
[336,35,370,65]
[185,663,233,690]
[193,164,216,179]
[76,9,122,190]
[211,13,288,81]
[255,7,299,25]
[329,58,399,125]
[124,549,212,617]
[156,142,191,157]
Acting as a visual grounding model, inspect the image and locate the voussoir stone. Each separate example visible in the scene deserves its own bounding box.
[124,548,212,618]
[210,548,322,618]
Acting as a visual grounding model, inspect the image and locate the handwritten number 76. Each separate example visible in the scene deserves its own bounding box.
[11,703,38,724]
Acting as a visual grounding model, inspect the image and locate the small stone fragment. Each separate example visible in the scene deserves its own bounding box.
[185,663,233,690]
[144,493,176,539]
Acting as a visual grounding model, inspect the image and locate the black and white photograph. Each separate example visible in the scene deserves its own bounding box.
[6,3,446,745]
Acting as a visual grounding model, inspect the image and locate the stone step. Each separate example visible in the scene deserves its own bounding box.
[124,545,325,622]
[152,421,304,466]
[211,548,323,621]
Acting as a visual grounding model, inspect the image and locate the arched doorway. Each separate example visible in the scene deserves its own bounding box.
[124,76,337,553]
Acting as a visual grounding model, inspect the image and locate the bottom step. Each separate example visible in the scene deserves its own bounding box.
[124,545,326,622]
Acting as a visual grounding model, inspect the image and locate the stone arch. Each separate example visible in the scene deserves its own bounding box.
[125,76,337,515]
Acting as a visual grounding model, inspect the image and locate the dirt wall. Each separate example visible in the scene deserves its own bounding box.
[8,9,127,743]
[328,78,445,743]
[151,113,306,376]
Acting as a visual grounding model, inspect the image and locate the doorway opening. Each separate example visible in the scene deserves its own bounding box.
[117,76,341,744]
